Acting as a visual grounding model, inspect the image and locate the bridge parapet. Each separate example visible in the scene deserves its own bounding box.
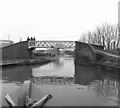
[28,40,75,49]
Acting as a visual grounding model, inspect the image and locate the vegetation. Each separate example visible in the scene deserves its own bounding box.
[79,23,120,50]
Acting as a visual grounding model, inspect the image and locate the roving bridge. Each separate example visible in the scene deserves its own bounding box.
[2,38,104,61]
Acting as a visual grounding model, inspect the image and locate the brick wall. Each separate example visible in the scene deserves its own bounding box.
[1,41,33,60]
[75,41,96,64]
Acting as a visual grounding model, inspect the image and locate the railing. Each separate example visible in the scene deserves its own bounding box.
[28,40,75,49]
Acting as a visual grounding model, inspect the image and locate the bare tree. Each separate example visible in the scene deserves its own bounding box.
[79,33,87,43]
[116,26,120,49]
[79,22,119,50]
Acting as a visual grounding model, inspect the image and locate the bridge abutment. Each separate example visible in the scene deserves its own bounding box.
[1,41,34,60]
[75,41,96,64]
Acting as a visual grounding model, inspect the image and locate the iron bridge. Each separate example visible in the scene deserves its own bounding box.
[28,40,75,49]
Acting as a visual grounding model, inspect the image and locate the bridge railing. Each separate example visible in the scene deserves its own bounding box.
[28,40,75,49]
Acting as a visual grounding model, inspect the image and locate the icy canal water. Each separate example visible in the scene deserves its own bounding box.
[1,55,119,106]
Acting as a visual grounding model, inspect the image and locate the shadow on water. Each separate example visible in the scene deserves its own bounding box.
[1,59,65,85]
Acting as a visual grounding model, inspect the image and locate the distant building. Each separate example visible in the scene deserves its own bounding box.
[0,40,13,48]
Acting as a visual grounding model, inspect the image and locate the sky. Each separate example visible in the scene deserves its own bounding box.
[0,0,119,43]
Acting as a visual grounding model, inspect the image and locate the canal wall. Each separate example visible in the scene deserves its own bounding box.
[1,41,33,60]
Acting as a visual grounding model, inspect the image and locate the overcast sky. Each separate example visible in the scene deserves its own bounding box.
[0,0,119,43]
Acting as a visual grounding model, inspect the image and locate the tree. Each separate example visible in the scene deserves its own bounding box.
[79,33,87,43]
[79,23,119,50]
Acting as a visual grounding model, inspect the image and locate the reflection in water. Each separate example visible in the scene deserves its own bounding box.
[2,66,33,85]
[2,56,120,106]
[90,79,119,103]
[74,63,119,104]
[32,57,74,77]
[53,59,64,68]
[92,79,118,97]
[74,65,100,85]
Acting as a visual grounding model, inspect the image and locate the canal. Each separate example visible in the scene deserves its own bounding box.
[1,55,119,106]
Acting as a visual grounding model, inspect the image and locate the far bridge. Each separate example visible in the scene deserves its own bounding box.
[28,40,75,49]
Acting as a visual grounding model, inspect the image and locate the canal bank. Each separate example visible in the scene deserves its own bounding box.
[1,56,59,67]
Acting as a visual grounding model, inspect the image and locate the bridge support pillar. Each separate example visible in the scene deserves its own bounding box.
[28,48,35,59]
[56,48,60,55]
